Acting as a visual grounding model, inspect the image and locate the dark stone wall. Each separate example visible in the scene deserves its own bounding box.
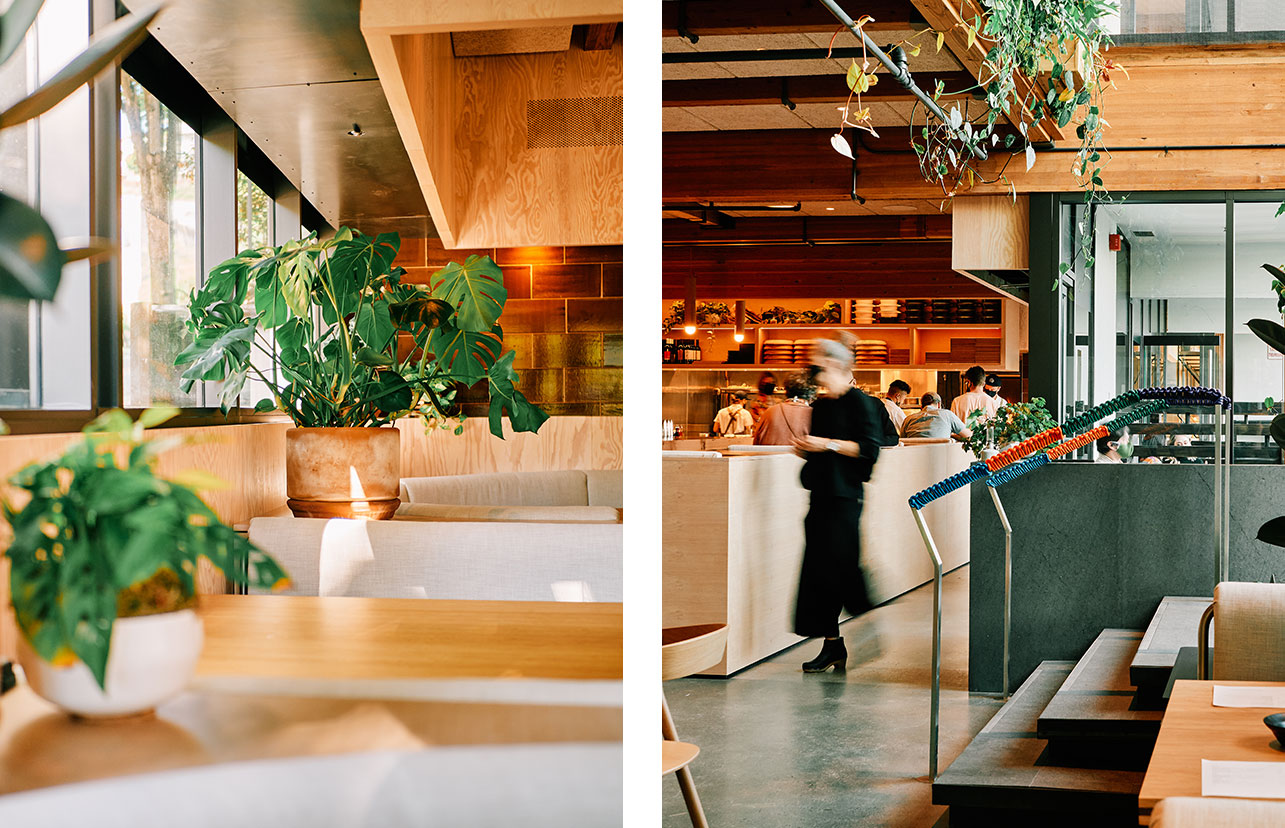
[969,463,1285,694]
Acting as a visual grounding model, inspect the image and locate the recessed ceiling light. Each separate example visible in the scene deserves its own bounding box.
[347,123,363,137]
[826,207,835,211]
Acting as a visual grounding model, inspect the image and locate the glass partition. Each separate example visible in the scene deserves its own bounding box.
[1108,0,1285,39]
[1234,201,1285,463]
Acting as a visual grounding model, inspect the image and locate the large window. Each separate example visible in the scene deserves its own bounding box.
[120,73,200,408]
[1108,0,1285,41]
[1051,194,1285,464]
[0,0,93,411]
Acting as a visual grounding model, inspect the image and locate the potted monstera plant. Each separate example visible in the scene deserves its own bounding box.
[3,408,288,717]
[176,229,547,519]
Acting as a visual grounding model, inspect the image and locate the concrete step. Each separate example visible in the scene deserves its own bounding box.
[1130,596,1212,706]
[1037,629,1163,768]
[934,660,1145,827]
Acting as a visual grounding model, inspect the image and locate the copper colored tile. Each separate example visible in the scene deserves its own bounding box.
[566,245,622,264]
[533,333,603,368]
[538,403,601,416]
[495,246,565,266]
[426,240,492,267]
[392,237,427,268]
[400,266,433,286]
[599,403,623,416]
[502,264,532,300]
[566,298,622,333]
[564,367,623,403]
[532,264,601,298]
[604,334,623,367]
[460,402,490,419]
[502,333,534,370]
[498,299,566,333]
[515,367,564,404]
[602,263,622,297]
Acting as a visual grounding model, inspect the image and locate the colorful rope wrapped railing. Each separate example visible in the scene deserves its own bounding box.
[907,462,990,509]
[1062,390,1143,437]
[1137,385,1231,410]
[1099,398,1170,434]
[1045,426,1108,460]
[984,452,1049,488]
[984,427,1063,472]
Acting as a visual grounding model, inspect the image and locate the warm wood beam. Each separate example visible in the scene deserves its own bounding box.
[584,22,617,50]
[661,0,916,37]
[663,71,976,107]
[664,129,1285,204]
[663,214,952,244]
[907,0,1066,142]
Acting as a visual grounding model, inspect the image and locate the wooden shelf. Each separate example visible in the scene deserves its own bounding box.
[661,363,984,371]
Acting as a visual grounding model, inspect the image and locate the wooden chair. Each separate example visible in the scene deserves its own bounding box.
[662,623,728,828]
[1197,582,1285,680]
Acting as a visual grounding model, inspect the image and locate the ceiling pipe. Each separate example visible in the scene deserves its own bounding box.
[816,0,988,161]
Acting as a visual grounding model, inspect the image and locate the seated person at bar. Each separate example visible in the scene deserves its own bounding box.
[951,365,1000,423]
[754,373,814,445]
[983,373,1008,407]
[901,392,972,442]
[713,390,754,436]
[1095,428,1131,463]
[750,373,777,422]
[881,380,911,434]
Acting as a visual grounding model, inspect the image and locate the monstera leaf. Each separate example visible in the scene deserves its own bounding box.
[428,322,503,385]
[429,255,507,332]
[0,192,63,300]
[390,295,454,331]
[486,350,549,438]
[175,301,255,391]
[1248,318,1285,357]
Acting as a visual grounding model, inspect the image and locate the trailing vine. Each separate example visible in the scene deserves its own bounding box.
[832,2,1121,267]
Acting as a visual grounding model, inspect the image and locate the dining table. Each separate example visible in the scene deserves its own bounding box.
[0,594,623,797]
[1137,679,1285,824]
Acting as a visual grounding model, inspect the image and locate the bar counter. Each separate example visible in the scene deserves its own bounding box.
[662,440,971,675]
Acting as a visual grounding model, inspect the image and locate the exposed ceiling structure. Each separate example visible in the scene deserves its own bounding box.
[124,0,434,236]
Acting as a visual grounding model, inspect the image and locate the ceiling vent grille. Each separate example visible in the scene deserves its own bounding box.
[526,96,623,149]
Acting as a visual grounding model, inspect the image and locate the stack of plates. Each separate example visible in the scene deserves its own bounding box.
[878,299,902,322]
[904,299,927,323]
[854,338,889,366]
[980,299,1002,323]
[761,339,796,365]
[930,299,955,323]
[793,340,817,364]
[851,300,877,325]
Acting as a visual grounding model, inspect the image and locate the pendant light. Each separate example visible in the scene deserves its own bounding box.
[733,300,746,342]
[683,276,697,335]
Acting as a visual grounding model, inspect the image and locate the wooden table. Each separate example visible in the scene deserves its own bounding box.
[1138,680,1285,823]
[0,595,622,795]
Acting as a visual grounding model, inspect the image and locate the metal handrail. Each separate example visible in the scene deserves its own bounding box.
[816,0,988,161]
[988,487,1013,699]
[1197,601,1216,680]
[912,507,943,780]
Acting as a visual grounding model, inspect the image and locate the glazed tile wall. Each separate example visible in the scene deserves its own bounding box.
[395,239,623,417]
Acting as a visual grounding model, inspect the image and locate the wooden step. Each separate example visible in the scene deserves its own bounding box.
[1130,596,1211,706]
[934,661,1145,826]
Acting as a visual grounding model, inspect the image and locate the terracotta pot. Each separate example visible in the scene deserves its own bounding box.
[19,609,203,718]
[285,427,401,520]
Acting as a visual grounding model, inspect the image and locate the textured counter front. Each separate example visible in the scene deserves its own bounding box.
[662,443,971,675]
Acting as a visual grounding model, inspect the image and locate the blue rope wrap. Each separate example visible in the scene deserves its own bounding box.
[985,452,1049,488]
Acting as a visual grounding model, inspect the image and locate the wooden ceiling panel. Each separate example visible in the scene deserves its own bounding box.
[661,0,916,36]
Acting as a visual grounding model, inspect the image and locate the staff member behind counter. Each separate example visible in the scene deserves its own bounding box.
[880,380,911,434]
[951,365,1000,423]
[753,373,814,446]
[901,392,972,442]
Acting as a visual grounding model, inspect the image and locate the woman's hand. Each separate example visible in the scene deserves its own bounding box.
[793,435,828,455]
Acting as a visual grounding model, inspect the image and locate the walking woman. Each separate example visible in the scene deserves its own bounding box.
[791,336,889,672]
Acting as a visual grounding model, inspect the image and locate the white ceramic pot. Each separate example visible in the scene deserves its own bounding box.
[17,609,204,717]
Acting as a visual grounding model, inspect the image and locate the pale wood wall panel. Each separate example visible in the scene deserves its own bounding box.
[396,415,623,477]
[452,41,623,249]
[389,32,457,246]
[952,195,1029,272]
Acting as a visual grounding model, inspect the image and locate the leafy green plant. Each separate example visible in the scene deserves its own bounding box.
[960,397,1056,458]
[2,407,288,689]
[176,229,548,438]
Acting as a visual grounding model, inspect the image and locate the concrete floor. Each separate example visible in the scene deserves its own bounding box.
[662,565,1001,828]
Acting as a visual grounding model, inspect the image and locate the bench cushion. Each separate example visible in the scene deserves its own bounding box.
[394,504,622,524]
[399,471,590,507]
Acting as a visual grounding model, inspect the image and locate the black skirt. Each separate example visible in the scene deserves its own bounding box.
[794,493,872,638]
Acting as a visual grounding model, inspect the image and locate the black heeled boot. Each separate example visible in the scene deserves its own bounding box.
[802,637,847,673]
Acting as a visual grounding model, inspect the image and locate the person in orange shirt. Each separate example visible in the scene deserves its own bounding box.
[753,374,813,445]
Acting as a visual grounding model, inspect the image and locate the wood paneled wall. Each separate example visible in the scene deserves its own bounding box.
[397,415,622,477]
[396,238,623,416]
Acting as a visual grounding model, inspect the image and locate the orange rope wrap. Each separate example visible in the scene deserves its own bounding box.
[1046,426,1108,460]
[984,426,1064,472]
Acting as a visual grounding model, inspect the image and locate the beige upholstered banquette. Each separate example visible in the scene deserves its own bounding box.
[1152,796,1285,827]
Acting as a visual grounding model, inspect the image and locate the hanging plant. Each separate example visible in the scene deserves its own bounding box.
[830,3,1121,262]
